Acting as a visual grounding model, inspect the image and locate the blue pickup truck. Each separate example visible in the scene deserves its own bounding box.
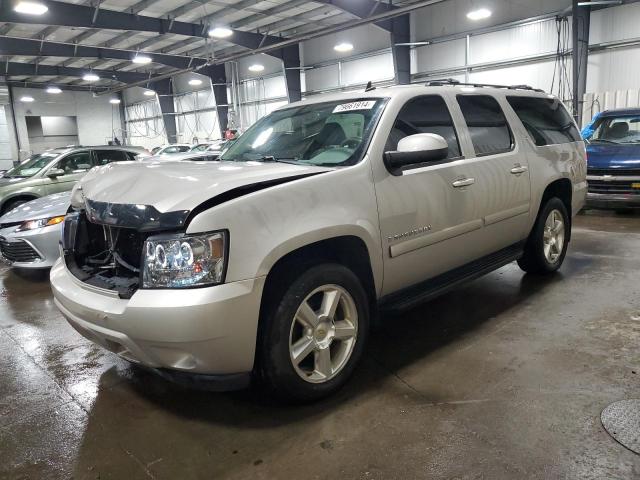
[582,108,640,209]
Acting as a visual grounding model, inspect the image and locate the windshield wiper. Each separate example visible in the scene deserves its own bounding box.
[257,156,303,165]
[591,139,620,144]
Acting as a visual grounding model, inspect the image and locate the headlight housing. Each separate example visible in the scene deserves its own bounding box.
[142,231,227,288]
[16,215,65,232]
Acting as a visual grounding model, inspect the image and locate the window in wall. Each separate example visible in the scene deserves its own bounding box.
[94,149,128,165]
[385,95,461,158]
[457,95,513,156]
[506,96,580,146]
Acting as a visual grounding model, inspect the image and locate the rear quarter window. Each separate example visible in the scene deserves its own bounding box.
[456,95,514,156]
[506,96,581,146]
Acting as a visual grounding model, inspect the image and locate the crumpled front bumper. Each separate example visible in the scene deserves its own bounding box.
[50,258,266,388]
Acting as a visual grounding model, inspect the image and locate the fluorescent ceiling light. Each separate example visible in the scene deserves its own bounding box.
[14,1,48,15]
[20,96,34,102]
[143,90,156,96]
[109,98,121,104]
[467,8,492,20]
[83,73,100,82]
[208,27,233,38]
[188,78,203,86]
[334,42,354,53]
[46,86,62,94]
[132,54,152,64]
[248,64,265,72]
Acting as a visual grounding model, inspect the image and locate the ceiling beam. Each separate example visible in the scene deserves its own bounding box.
[6,80,112,91]
[3,61,156,83]
[0,0,288,54]
[313,0,396,32]
[0,36,206,69]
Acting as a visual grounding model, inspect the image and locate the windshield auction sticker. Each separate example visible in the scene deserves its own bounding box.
[332,101,376,113]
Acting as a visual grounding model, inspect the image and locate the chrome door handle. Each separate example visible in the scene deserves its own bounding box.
[452,177,475,188]
[510,165,528,175]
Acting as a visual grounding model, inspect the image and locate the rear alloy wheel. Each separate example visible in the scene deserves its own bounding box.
[518,197,570,274]
[542,209,565,264]
[260,264,369,402]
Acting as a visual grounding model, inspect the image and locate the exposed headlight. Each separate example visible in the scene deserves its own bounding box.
[16,215,65,232]
[142,231,227,288]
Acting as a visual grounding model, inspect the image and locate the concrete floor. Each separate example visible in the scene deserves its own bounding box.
[1,211,640,479]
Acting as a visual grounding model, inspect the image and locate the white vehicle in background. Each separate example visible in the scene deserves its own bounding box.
[0,192,70,269]
[151,144,193,156]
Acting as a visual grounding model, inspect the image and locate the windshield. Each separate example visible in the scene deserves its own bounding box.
[220,99,386,167]
[590,115,640,144]
[4,152,60,178]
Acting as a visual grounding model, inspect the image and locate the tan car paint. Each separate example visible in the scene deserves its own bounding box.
[52,85,587,377]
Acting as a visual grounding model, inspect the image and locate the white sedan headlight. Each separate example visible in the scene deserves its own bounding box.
[142,231,227,288]
[16,215,65,232]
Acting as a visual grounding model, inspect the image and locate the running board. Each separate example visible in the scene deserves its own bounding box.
[379,242,524,313]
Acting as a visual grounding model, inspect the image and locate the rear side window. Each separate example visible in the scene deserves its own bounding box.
[56,151,92,174]
[94,149,128,165]
[506,96,581,146]
[386,95,461,158]
[457,95,513,156]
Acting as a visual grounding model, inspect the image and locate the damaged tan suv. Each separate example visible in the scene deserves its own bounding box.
[51,82,586,401]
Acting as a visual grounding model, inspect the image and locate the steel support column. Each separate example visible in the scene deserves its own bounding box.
[572,0,590,125]
[200,64,229,137]
[281,45,302,103]
[391,14,411,84]
[155,79,177,144]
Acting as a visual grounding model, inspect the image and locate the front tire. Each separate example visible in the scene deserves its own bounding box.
[2,199,29,215]
[259,263,370,402]
[518,197,569,274]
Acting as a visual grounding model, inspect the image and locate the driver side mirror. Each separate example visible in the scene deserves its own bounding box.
[384,133,449,176]
[47,168,65,178]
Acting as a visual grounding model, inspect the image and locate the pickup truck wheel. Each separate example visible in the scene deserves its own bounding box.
[259,264,369,402]
[518,197,569,274]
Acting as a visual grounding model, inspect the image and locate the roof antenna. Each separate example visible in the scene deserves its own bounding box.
[365,81,376,92]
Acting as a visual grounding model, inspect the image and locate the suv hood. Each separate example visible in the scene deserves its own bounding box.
[78,160,332,214]
[586,143,640,170]
[0,192,70,224]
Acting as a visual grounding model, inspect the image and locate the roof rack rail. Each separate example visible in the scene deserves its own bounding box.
[425,78,545,93]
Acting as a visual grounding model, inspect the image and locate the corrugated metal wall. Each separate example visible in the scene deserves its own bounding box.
[582,3,640,126]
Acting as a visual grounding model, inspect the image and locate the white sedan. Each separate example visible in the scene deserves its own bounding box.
[0,192,69,269]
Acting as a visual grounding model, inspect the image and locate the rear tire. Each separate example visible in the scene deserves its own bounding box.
[259,263,370,402]
[518,197,569,274]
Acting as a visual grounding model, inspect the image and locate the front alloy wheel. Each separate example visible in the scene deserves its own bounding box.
[260,263,369,402]
[289,285,358,383]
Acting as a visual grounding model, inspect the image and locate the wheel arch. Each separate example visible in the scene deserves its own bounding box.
[537,177,573,241]
[255,234,378,377]
[1,193,40,214]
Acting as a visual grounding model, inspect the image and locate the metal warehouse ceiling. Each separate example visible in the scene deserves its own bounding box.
[0,0,613,90]
[0,0,423,89]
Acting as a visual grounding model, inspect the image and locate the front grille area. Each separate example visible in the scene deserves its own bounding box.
[64,212,149,298]
[588,179,640,195]
[0,237,41,263]
[587,168,640,176]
